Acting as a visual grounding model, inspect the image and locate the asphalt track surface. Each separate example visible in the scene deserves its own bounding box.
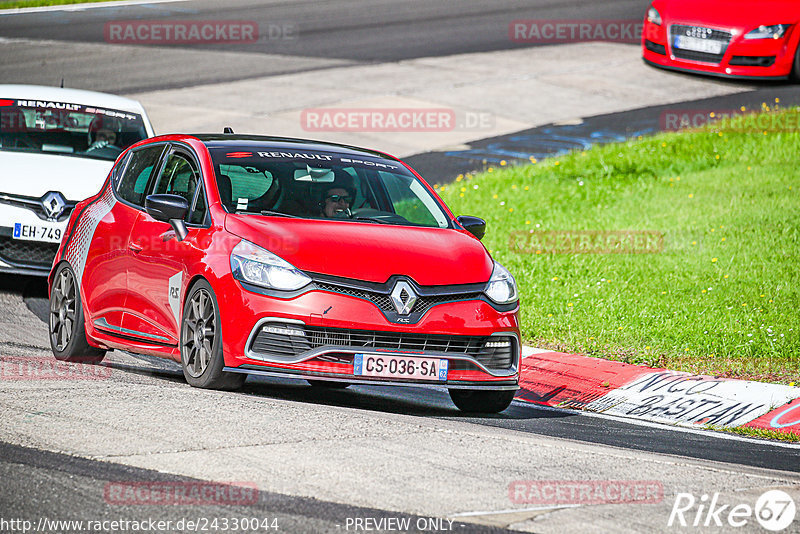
[14,273,800,474]
[0,0,648,61]
[1,1,800,531]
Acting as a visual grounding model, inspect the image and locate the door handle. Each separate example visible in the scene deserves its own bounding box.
[129,241,143,254]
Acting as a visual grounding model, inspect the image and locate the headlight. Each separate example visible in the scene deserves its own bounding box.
[484,261,518,305]
[646,6,662,26]
[230,240,311,291]
[744,24,791,40]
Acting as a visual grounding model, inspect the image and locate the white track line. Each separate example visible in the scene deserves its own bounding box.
[451,504,582,517]
[0,0,187,16]
[513,400,800,450]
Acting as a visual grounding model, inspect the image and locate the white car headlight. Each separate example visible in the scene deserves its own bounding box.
[744,24,791,40]
[646,6,662,26]
[230,240,311,291]
[484,261,518,305]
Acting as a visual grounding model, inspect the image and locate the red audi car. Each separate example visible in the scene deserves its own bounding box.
[643,0,800,80]
[47,134,520,413]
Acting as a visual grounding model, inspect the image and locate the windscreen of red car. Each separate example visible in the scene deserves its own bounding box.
[209,147,450,228]
[0,98,148,161]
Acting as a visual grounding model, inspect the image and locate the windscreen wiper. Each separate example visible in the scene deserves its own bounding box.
[351,216,392,224]
[260,210,298,218]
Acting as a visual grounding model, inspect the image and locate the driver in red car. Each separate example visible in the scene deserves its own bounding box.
[320,172,356,218]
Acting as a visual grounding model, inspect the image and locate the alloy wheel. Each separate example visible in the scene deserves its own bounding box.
[182,288,217,378]
[50,268,76,352]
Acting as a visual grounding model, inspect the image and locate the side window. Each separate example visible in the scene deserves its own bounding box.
[116,145,164,207]
[154,151,204,224]
[188,184,207,225]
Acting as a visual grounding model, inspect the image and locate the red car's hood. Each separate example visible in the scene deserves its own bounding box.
[224,215,493,286]
[656,0,800,29]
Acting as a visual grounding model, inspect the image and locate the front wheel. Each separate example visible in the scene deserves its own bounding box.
[180,280,245,391]
[49,263,105,362]
[793,46,800,82]
[449,389,516,413]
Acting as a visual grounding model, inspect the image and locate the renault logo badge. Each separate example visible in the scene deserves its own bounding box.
[41,191,66,220]
[390,280,418,315]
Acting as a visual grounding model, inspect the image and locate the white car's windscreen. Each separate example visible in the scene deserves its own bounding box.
[0,99,148,161]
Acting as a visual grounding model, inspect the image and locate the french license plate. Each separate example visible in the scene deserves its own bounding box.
[673,35,723,55]
[13,222,63,244]
[354,353,448,381]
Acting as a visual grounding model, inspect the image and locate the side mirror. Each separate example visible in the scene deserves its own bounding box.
[145,194,189,241]
[456,215,486,240]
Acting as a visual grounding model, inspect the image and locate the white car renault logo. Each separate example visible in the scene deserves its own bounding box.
[390,281,418,315]
[41,191,66,220]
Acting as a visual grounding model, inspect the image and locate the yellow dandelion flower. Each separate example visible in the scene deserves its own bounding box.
[552,277,559,281]
[688,194,694,198]
[524,185,529,191]
[724,275,729,279]
[493,194,498,199]
[711,258,718,263]
[500,160,507,166]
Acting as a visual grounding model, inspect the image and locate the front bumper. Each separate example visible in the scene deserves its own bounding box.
[642,20,797,79]
[218,277,521,389]
[0,226,61,275]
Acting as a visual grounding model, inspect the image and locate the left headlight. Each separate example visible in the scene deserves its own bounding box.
[744,24,791,40]
[230,240,311,291]
[646,6,662,26]
[484,261,518,305]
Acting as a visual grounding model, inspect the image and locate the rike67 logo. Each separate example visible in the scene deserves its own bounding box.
[669,490,796,531]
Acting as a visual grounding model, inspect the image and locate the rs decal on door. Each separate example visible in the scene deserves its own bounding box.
[168,272,182,325]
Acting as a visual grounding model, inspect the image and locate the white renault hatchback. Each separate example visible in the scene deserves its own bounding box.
[0,85,155,275]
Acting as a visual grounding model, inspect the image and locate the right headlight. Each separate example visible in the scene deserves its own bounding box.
[744,24,791,40]
[646,6,662,26]
[230,240,311,291]
[484,261,518,305]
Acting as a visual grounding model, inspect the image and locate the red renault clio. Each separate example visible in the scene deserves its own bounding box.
[48,134,520,413]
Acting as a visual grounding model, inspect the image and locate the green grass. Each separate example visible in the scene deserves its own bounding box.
[0,0,116,9]
[715,425,800,443]
[437,107,800,384]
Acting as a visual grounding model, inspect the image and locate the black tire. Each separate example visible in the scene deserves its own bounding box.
[793,44,800,82]
[449,389,516,413]
[180,279,245,391]
[49,263,105,363]
[307,379,350,389]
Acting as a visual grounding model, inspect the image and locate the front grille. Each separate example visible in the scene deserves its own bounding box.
[0,236,58,268]
[314,281,483,315]
[644,39,666,55]
[249,323,516,372]
[669,25,731,64]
